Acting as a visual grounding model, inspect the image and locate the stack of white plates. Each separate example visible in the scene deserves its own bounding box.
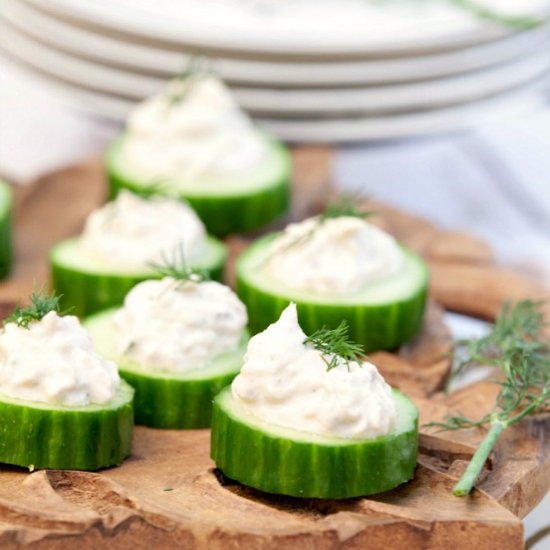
[1,0,550,141]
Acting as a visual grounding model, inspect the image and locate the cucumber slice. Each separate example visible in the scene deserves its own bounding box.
[85,309,249,429]
[50,236,227,317]
[0,181,13,279]
[211,387,418,498]
[106,135,291,237]
[0,380,134,470]
[236,235,428,352]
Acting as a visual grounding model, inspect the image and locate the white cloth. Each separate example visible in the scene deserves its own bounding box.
[335,118,550,285]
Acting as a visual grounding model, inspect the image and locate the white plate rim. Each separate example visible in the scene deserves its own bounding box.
[2,19,549,116]
[22,0,547,57]
[257,86,546,142]
[5,0,550,86]
[1,48,545,142]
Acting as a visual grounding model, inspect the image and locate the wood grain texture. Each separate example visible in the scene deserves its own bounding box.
[0,428,524,549]
[0,148,547,549]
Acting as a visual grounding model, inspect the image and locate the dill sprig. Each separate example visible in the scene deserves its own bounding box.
[425,300,550,496]
[149,244,210,285]
[304,321,365,371]
[166,57,211,107]
[263,195,374,265]
[450,300,546,384]
[320,195,374,222]
[452,0,544,30]
[4,288,63,329]
[135,179,171,199]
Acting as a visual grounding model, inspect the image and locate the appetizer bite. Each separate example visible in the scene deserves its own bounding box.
[0,290,134,470]
[0,180,12,279]
[236,202,428,351]
[50,190,226,316]
[85,267,249,429]
[211,304,418,498]
[106,70,291,237]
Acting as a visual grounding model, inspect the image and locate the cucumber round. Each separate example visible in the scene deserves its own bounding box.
[85,309,249,429]
[106,135,292,238]
[211,387,418,499]
[236,235,429,352]
[0,181,13,279]
[0,380,134,471]
[50,235,227,317]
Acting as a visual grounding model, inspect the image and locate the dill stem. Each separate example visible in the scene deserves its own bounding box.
[453,416,506,497]
[452,0,541,29]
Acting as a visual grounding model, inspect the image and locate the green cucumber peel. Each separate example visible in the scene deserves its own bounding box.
[0,181,12,279]
[50,235,227,317]
[211,387,418,499]
[0,380,134,470]
[106,135,291,237]
[85,309,249,429]
[236,235,428,352]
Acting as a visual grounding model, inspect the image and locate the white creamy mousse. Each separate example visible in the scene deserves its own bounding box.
[232,304,396,439]
[265,216,404,294]
[80,190,206,271]
[113,277,248,373]
[120,74,268,183]
[0,312,119,407]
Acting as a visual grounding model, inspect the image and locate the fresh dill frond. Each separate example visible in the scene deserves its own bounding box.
[149,244,210,284]
[304,321,365,371]
[262,194,374,266]
[452,0,544,30]
[320,195,374,222]
[4,287,63,329]
[427,414,486,431]
[450,300,547,382]
[425,300,550,496]
[166,56,211,106]
[136,179,171,199]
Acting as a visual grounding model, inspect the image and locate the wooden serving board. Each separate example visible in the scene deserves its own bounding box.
[0,148,548,549]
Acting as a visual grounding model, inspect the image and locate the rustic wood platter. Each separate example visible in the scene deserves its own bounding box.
[0,148,548,549]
